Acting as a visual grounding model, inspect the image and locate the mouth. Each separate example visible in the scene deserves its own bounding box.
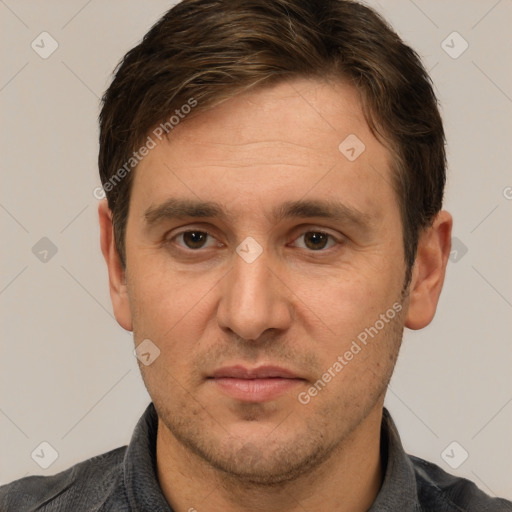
[207,365,306,402]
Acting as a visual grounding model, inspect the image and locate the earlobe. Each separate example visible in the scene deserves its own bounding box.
[405,210,453,330]
[98,200,133,332]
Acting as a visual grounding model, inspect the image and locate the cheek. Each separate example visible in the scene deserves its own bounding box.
[287,261,405,394]
[294,267,400,340]
[129,247,194,309]
[127,259,218,361]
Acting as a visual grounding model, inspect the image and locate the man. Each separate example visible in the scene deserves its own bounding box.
[1,0,511,510]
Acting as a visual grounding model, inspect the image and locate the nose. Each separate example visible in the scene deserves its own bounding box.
[216,247,293,342]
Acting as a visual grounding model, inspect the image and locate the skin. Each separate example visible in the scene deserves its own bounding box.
[99,77,452,512]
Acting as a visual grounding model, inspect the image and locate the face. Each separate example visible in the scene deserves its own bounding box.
[116,78,410,483]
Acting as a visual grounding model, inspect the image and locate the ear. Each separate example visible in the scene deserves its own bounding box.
[405,210,453,330]
[98,200,133,331]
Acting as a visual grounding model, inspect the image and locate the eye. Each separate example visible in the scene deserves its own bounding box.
[167,228,340,252]
[291,231,338,251]
[169,230,220,250]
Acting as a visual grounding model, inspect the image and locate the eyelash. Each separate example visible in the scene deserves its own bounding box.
[165,228,341,253]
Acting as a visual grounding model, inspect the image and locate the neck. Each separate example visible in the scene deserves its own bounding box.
[156,406,384,512]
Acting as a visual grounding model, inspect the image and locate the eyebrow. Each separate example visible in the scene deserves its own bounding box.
[143,197,371,230]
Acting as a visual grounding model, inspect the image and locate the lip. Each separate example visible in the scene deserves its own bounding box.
[211,365,300,379]
[208,365,305,402]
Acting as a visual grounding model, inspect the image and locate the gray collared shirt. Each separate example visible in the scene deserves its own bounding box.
[1,404,511,511]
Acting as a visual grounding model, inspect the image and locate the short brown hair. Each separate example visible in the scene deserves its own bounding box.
[98,0,445,284]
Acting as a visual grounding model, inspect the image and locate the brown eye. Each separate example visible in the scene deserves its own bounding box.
[303,232,330,250]
[291,231,338,251]
[180,231,210,249]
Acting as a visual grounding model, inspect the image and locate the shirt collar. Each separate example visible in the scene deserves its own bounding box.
[123,404,419,511]
[123,403,172,511]
[368,407,420,511]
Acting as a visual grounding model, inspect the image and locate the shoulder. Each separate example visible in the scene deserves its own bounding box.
[410,454,512,512]
[0,446,128,511]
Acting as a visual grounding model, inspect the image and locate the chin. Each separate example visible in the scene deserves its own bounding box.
[209,435,334,486]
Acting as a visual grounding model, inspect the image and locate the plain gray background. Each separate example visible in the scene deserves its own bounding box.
[1,0,511,500]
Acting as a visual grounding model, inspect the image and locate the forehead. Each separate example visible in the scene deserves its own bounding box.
[163,78,373,163]
[130,77,395,224]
